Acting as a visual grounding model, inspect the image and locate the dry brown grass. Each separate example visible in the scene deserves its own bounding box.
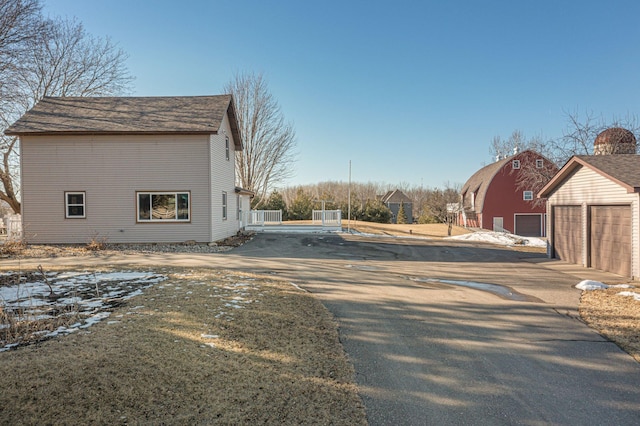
[579,288,640,363]
[343,220,470,238]
[0,267,366,424]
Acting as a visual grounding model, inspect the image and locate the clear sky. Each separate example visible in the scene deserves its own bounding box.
[41,0,640,189]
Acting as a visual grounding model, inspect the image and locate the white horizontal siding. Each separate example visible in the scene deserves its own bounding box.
[209,113,241,241]
[547,165,640,278]
[21,134,213,244]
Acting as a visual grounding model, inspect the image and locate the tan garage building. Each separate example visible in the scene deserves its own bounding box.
[539,154,640,278]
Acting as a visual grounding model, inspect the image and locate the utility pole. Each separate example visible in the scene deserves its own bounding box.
[348,160,351,233]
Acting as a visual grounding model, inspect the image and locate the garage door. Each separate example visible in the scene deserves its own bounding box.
[553,206,582,265]
[515,214,542,237]
[590,205,631,277]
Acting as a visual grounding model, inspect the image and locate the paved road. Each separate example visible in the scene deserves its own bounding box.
[6,232,640,424]
[230,233,640,425]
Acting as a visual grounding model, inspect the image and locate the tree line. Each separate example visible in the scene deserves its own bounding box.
[254,181,461,224]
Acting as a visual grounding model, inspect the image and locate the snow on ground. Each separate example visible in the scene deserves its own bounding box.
[445,230,548,247]
[575,280,638,301]
[0,271,167,351]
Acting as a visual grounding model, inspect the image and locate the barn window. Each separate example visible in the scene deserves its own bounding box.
[536,159,544,168]
[523,191,534,201]
[512,160,521,169]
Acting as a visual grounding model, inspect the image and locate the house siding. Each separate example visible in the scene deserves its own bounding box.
[20,134,213,244]
[209,114,240,241]
[546,166,640,278]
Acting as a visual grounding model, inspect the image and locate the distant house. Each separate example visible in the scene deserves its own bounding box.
[460,150,557,237]
[380,189,413,224]
[5,95,253,244]
[539,128,640,278]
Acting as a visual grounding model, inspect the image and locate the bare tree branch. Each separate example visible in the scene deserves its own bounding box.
[0,2,133,213]
[224,71,297,206]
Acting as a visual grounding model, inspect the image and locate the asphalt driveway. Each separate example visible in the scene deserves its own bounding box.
[5,232,640,424]
[230,233,640,425]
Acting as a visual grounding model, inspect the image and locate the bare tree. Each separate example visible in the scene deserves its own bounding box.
[224,71,297,206]
[488,112,640,208]
[419,183,460,234]
[0,4,132,213]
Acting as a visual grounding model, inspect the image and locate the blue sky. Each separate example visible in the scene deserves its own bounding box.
[42,0,640,189]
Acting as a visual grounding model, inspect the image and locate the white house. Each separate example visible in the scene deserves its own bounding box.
[5,95,252,244]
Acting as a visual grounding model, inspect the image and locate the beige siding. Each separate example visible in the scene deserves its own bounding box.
[547,166,640,278]
[209,113,241,241]
[21,134,213,244]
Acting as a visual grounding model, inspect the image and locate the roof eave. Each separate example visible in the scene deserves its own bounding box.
[4,130,221,137]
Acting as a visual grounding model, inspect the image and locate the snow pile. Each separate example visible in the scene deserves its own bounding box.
[575,280,636,291]
[576,280,609,291]
[617,291,640,302]
[446,230,547,247]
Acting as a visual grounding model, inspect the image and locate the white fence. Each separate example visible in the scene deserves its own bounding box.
[249,210,283,225]
[1,214,22,241]
[312,210,342,226]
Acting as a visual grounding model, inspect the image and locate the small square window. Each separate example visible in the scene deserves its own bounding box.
[225,137,230,161]
[65,192,86,218]
[512,160,521,169]
[523,191,534,201]
[536,159,544,168]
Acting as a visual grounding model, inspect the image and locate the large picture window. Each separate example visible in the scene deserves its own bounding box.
[65,192,86,218]
[137,192,190,222]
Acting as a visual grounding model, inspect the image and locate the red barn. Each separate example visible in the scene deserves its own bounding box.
[460,150,557,237]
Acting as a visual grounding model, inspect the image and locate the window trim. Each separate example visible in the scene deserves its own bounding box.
[523,190,534,201]
[512,159,521,169]
[225,136,230,161]
[222,191,228,220]
[136,191,191,223]
[536,159,544,169]
[65,191,86,219]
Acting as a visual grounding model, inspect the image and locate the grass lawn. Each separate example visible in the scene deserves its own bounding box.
[0,266,366,424]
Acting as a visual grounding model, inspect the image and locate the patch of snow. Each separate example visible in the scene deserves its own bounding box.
[617,291,640,301]
[576,280,609,290]
[446,230,547,247]
[201,334,219,339]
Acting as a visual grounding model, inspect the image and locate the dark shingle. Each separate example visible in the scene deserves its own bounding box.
[539,154,640,197]
[5,95,242,148]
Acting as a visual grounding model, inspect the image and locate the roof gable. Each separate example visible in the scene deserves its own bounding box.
[5,95,243,149]
[381,189,411,204]
[539,154,640,198]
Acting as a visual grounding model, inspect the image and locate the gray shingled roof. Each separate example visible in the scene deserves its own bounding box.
[5,95,242,149]
[460,157,510,213]
[539,154,640,197]
[381,189,412,204]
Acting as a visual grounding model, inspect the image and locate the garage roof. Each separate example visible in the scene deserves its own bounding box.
[539,154,640,197]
